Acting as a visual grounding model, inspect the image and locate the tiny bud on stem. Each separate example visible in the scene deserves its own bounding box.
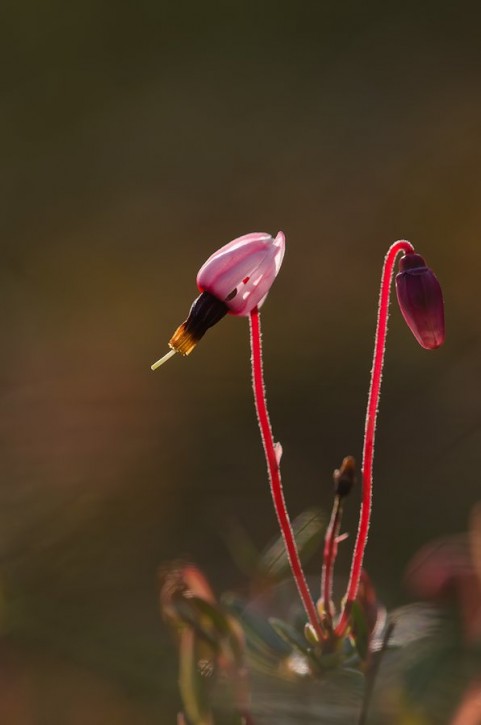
[334,456,356,498]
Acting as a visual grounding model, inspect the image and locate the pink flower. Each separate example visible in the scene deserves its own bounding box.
[197,231,285,316]
[395,252,445,350]
[151,231,285,369]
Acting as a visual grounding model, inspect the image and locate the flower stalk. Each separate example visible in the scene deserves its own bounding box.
[335,239,415,637]
[249,306,324,640]
[320,495,342,627]
[320,456,356,630]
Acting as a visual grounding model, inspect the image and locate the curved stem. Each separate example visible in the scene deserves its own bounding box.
[335,240,414,638]
[249,307,323,639]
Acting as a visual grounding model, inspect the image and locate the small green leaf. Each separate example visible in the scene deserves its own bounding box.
[188,597,245,666]
[257,508,325,582]
[171,596,220,649]
[351,600,370,663]
[223,594,292,671]
[269,617,312,655]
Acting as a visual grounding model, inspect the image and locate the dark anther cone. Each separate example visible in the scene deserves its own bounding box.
[395,252,445,350]
[169,291,228,355]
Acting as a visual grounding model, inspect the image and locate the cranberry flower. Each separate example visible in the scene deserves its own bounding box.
[198,232,285,316]
[151,229,323,638]
[151,231,285,369]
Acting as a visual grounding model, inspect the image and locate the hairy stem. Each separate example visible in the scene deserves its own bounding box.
[320,495,343,626]
[249,307,323,639]
[335,240,414,638]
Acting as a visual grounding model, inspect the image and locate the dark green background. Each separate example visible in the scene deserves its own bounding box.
[0,1,480,721]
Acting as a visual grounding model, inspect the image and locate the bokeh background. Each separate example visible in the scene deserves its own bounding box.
[1,1,481,721]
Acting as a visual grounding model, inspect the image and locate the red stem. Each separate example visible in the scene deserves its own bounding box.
[320,495,342,624]
[335,240,414,638]
[249,307,323,639]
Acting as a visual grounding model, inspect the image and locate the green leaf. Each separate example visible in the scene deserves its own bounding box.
[269,617,312,655]
[188,597,245,666]
[351,600,369,663]
[223,594,292,671]
[257,508,325,582]
[170,595,220,649]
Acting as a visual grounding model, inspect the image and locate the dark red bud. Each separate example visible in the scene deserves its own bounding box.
[333,455,356,498]
[395,252,445,350]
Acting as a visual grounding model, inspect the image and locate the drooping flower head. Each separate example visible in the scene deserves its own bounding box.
[151,231,285,369]
[395,252,445,350]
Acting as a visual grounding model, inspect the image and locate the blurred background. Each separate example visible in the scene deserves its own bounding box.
[1,0,481,721]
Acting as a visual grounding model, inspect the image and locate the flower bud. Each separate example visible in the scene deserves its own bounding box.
[333,456,356,498]
[395,252,445,350]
